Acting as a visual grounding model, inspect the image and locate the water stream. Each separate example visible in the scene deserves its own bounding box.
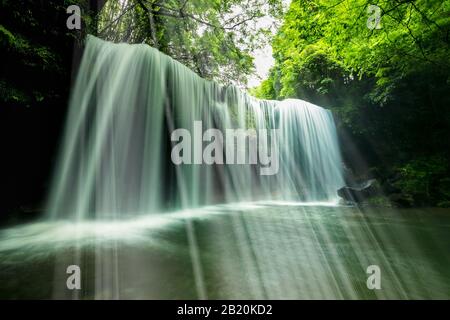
[0,36,449,299]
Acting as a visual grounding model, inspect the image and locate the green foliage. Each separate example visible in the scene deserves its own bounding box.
[395,157,450,207]
[256,0,450,206]
[0,80,30,104]
[263,0,450,102]
[0,0,92,107]
[250,78,276,99]
[98,0,284,86]
[1,24,57,69]
[364,195,392,207]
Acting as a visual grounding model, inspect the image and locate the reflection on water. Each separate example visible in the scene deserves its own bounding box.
[0,203,449,299]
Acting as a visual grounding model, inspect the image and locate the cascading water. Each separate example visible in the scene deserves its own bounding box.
[47,35,344,220]
[2,36,450,301]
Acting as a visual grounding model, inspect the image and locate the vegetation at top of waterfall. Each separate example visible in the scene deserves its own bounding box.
[97,0,284,86]
[253,0,450,207]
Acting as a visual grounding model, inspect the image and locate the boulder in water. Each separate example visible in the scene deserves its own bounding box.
[338,179,379,203]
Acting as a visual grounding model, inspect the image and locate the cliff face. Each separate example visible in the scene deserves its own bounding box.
[0,0,103,223]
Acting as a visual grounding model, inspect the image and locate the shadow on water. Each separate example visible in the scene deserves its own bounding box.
[0,203,449,299]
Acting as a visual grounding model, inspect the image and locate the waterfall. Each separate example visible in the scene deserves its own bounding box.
[47,35,344,220]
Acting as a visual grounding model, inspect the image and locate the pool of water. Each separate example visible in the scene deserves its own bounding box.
[0,202,449,299]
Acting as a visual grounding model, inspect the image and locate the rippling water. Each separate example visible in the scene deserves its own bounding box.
[0,203,449,299]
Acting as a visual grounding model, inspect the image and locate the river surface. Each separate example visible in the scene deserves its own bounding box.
[0,202,449,299]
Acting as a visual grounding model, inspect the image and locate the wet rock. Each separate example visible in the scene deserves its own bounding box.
[337,179,379,203]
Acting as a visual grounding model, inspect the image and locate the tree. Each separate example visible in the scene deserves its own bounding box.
[255,0,450,206]
[97,0,285,86]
